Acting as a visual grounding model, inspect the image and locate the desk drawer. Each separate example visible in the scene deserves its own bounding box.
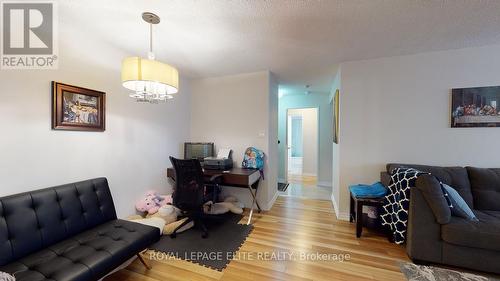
[220,171,260,187]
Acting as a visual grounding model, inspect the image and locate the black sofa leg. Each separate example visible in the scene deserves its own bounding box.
[137,254,152,270]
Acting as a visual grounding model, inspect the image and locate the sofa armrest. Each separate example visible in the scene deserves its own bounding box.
[380,171,391,187]
[416,175,451,224]
[406,186,443,263]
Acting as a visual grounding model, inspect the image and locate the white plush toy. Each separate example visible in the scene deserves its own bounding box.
[146,204,179,225]
[203,197,244,215]
[130,217,167,234]
[0,272,15,281]
[128,205,194,235]
[223,196,244,209]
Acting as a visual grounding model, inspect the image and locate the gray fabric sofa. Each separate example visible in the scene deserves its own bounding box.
[380,164,500,274]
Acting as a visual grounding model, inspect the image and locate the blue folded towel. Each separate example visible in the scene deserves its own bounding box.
[349,182,387,198]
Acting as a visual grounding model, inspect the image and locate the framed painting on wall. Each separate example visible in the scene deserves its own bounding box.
[451,86,500,128]
[333,89,340,143]
[52,82,106,131]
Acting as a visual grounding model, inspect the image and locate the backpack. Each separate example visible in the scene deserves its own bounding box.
[242,147,265,172]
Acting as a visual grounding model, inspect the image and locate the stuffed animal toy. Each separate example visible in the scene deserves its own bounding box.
[163,218,194,235]
[223,196,245,209]
[127,209,194,235]
[146,204,179,225]
[0,272,15,281]
[203,198,244,215]
[129,217,167,234]
[135,191,172,215]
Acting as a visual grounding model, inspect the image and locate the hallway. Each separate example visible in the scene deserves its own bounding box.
[279,174,331,200]
[284,151,329,201]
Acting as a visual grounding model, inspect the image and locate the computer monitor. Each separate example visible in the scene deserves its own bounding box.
[184,142,214,161]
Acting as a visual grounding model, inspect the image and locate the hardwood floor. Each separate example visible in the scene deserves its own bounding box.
[279,180,331,201]
[105,197,409,281]
[287,174,318,187]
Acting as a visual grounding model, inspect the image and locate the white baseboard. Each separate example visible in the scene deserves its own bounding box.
[330,193,339,218]
[330,193,350,221]
[338,212,350,221]
[317,181,332,188]
[278,178,286,183]
[265,191,279,210]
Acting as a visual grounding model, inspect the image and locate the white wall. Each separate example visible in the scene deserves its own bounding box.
[278,93,333,186]
[0,24,191,217]
[267,73,279,206]
[337,44,500,218]
[190,71,278,210]
[288,108,318,176]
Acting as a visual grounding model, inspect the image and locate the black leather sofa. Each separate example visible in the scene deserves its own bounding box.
[0,178,160,281]
[381,164,500,274]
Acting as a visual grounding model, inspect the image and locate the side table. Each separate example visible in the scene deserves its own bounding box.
[349,192,385,238]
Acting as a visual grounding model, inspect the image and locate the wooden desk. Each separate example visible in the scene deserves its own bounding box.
[166,167,261,224]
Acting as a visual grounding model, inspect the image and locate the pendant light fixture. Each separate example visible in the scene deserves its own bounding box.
[121,12,179,103]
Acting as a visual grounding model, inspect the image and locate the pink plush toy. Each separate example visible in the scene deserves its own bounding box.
[135,191,173,215]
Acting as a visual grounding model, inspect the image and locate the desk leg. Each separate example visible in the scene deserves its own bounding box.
[247,182,260,225]
[250,181,262,212]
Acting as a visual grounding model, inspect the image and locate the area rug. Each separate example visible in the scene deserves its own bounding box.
[149,213,253,271]
[400,262,500,281]
[278,182,289,191]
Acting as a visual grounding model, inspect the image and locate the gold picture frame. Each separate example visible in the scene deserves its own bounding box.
[333,89,339,143]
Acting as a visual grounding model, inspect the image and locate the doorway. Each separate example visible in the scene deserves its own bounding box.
[286,108,318,186]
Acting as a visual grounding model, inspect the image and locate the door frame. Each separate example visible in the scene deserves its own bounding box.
[284,107,320,183]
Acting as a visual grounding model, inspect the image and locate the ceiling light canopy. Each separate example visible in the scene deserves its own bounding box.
[121,12,179,103]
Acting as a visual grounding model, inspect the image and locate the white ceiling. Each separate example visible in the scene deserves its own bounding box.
[60,0,500,94]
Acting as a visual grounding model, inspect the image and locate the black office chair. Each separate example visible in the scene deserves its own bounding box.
[169,156,222,238]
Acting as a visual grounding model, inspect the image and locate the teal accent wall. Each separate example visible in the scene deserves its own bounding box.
[290,117,303,157]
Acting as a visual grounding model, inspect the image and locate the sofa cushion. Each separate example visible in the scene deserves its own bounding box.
[466,167,500,211]
[0,219,160,281]
[441,210,500,251]
[415,175,451,224]
[387,164,473,208]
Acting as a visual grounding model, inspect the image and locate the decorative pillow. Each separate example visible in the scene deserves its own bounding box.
[440,183,479,221]
[0,272,16,281]
[440,184,453,208]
